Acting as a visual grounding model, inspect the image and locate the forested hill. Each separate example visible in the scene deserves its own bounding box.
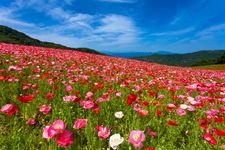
[0,25,102,55]
[133,50,225,67]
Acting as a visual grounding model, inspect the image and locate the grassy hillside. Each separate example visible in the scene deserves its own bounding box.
[194,64,225,71]
[134,50,225,67]
[0,25,102,55]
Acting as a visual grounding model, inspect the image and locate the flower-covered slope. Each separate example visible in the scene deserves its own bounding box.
[0,43,225,149]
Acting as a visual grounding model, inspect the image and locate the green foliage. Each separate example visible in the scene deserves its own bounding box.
[192,52,225,66]
[0,25,102,55]
[191,60,217,67]
[134,50,225,67]
[216,53,225,64]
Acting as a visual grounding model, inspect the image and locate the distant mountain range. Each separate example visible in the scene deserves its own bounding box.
[133,50,225,67]
[106,51,173,58]
[0,25,102,55]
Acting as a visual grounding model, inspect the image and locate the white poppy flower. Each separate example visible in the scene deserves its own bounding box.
[109,133,124,149]
[114,111,124,119]
[180,104,188,110]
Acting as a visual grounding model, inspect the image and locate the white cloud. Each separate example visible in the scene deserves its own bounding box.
[150,27,195,36]
[66,13,94,30]
[94,14,139,44]
[196,23,225,37]
[48,7,71,20]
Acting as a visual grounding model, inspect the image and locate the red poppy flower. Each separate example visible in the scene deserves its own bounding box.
[149,91,156,97]
[126,94,137,106]
[213,128,225,136]
[46,93,54,101]
[214,116,224,123]
[142,101,150,107]
[53,86,58,91]
[92,104,100,114]
[145,148,155,150]
[156,110,162,117]
[18,95,35,103]
[167,120,178,126]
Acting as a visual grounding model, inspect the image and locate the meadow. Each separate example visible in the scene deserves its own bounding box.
[1,43,225,150]
[194,64,225,71]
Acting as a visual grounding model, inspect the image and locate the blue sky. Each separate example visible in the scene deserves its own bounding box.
[1,0,225,53]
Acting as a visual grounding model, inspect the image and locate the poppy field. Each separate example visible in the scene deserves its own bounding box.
[1,43,225,150]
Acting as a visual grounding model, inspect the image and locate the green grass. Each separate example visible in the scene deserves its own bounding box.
[194,64,225,71]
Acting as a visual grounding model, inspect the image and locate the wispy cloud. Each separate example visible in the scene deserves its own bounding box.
[0,15,35,27]
[150,27,195,36]
[94,14,139,44]
[196,23,225,37]
[0,6,35,27]
[169,16,181,25]
[98,0,136,3]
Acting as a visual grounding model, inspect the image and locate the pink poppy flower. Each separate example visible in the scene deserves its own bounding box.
[134,104,141,111]
[0,103,18,116]
[147,128,157,137]
[97,97,104,103]
[187,105,196,111]
[203,133,217,145]
[56,130,74,147]
[129,130,145,148]
[115,91,122,97]
[8,66,17,71]
[206,109,219,117]
[26,118,37,125]
[51,120,66,133]
[65,85,73,93]
[73,119,88,129]
[167,103,176,108]
[39,104,51,114]
[176,108,186,116]
[85,91,94,99]
[63,95,79,102]
[220,106,225,114]
[135,85,141,92]
[149,131,157,137]
[97,125,111,139]
[157,94,165,99]
[80,100,95,109]
[43,126,57,139]
[138,109,149,117]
